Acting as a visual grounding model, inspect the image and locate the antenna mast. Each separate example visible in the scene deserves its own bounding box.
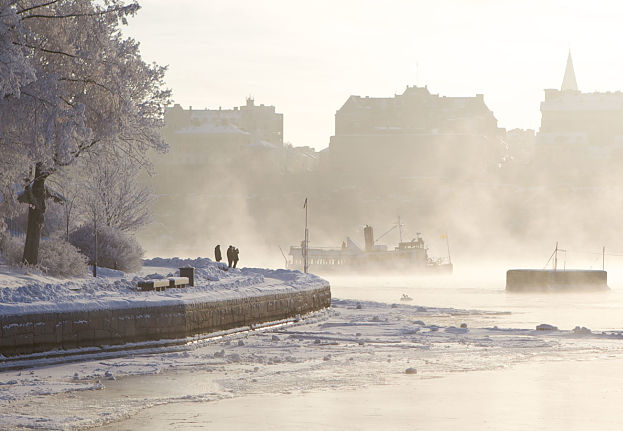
[304,198,309,274]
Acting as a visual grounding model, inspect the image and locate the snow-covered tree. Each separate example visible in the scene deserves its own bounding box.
[0,0,170,265]
[70,224,143,272]
[79,156,154,232]
[47,170,80,241]
[0,149,29,234]
[76,162,104,275]
[0,2,35,98]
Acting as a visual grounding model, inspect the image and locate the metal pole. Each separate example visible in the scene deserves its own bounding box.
[304,198,308,274]
[304,227,308,273]
[93,215,97,277]
[603,246,605,271]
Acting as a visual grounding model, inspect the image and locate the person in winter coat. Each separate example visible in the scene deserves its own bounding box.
[233,247,240,268]
[227,245,234,268]
[214,245,222,262]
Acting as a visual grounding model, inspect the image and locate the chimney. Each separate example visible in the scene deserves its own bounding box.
[364,225,374,252]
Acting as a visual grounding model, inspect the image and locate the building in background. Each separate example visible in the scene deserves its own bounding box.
[537,51,623,182]
[327,85,505,182]
[159,98,321,173]
[140,97,320,257]
[165,97,283,147]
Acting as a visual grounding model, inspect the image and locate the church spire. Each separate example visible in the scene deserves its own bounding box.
[561,50,578,92]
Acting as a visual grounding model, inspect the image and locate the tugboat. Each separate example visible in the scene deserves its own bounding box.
[287,223,452,275]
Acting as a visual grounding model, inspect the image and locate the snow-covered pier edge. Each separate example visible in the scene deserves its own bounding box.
[0,259,331,357]
[0,285,331,357]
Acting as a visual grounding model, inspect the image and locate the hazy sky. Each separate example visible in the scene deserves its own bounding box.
[125,0,623,150]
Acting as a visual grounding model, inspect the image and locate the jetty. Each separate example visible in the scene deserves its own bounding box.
[506,243,609,292]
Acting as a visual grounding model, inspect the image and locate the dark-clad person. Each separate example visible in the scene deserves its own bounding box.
[214,244,222,262]
[227,245,234,268]
[233,247,239,268]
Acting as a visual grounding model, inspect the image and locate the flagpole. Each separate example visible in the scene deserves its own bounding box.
[304,198,309,274]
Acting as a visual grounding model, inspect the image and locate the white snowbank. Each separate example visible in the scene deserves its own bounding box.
[0,257,328,316]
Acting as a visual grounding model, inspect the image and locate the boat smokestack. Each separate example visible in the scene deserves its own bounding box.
[364,225,374,252]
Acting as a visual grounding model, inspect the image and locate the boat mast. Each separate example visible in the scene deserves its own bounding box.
[304,198,309,274]
[398,216,403,243]
[554,241,558,271]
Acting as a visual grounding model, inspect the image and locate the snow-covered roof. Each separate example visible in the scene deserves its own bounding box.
[176,123,249,135]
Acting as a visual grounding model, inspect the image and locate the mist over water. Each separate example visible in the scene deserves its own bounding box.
[125,7,623,429]
[328,269,623,332]
[87,266,623,431]
[7,3,623,430]
[136,69,623,276]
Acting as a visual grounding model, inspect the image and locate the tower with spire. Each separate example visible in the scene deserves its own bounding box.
[561,50,578,92]
[537,50,623,172]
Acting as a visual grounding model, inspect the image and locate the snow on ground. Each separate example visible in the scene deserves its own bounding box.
[2,299,623,430]
[0,257,327,315]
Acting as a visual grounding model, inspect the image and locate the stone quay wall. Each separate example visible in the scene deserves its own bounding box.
[0,285,331,356]
[506,269,607,292]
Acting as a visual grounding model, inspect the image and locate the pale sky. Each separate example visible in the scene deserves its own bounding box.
[125,0,623,150]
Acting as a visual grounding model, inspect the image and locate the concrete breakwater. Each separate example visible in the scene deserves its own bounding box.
[0,285,331,356]
[506,269,608,292]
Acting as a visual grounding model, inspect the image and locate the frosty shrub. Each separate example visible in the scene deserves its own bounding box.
[38,238,88,277]
[0,233,24,266]
[70,225,144,272]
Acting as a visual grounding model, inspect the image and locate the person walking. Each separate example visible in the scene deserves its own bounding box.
[214,244,222,262]
[233,247,240,268]
[227,245,234,268]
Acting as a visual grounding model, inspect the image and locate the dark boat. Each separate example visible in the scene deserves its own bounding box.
[288,224,452,275]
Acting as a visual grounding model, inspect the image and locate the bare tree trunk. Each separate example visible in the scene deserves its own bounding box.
[65,201,70,242]
[22,163,47,265]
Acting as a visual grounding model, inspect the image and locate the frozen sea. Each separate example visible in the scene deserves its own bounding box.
[329,268,623,331]
[3,267,623,430]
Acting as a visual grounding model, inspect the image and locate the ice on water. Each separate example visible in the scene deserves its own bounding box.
[2,291,623,429]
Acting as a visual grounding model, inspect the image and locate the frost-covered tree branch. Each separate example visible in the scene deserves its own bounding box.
[77,157,154,232]
[16,1,59,15]
[20,2,138,20]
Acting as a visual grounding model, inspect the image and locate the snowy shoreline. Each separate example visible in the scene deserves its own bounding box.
[3,297,623,430]
[0,257,329,316]
[0,258,331,356]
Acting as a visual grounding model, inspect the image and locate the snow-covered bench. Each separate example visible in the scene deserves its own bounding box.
[138,277,190,291]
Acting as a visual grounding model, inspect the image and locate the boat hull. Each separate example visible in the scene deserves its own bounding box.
[288,262,453,276]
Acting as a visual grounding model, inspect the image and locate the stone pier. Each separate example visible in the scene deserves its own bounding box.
[0,285,331,356]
